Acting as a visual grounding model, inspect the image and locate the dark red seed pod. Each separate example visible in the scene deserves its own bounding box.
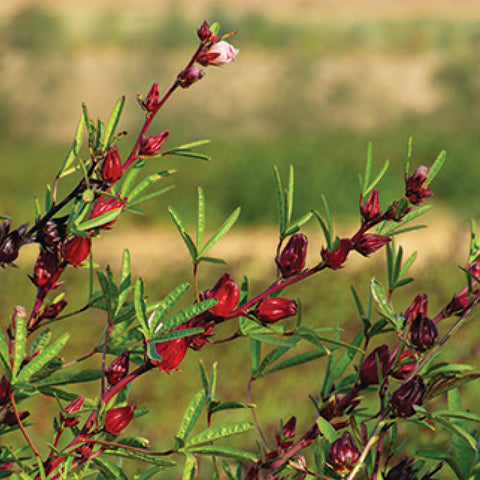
[62,236,91,267]
[106,352,130,386]
[275,416,296,449]
[177,66,205,89]
[2,408,30,426]
[391,351,417,380]
[101,146,122,183]
[204,273,240,318]
[140,83,160,113]
[390,375,426,417]
[104,405,136,436]
[405,166,434,205]
[410,313,438,351]
[254,297,298,324]
[404,294,428,324]
[353,233,391,257]
[359,344,390,387]
[31,250,59,288]
[327,431,360,474]
[360,189,381,224]
[61,396,85,427]
[0,375,10,406]
[276,233,308,277]
[321,238,352,270]
[152,334,189,373]
[197,20,215,42]
[139,131,169,156]
[39,299,67,320]
[385,458,418,480]
[89,196,125,230]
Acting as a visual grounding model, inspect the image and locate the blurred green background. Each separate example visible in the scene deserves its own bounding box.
[2,1,480,478]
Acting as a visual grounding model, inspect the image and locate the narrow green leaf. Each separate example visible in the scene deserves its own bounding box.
[120,163,142,198]
[185,445,257,463]
[177,390,207,441]
[247,334,297,348]
[58,110,86,177]
[273,165,286,236]
[256,346,289,377]
[260,350,328,377]
[380,206,431,236]
[199,360,209,394]
[433,416,477,451]
[426,150,446,185]
[316,417,339,443]
[168,207,197,262]
[17,333,69,383]
[116,250,131,315]
[102,96,125,150]
[134,279,149,336]
[398,251,417,279]
[12,312,27,381]
[199,207,241,258]
[286,164,294,225]
[370,278,401,329]
[182,455,196,480]
[329,332,363,384]
[363,141,373,195]
[185,422,253,447]
[313,209,331,250]
[33,369,101,387]
[44,184,52,214]
[283,211,314,237]
[250,339,261,377]
[93,457,128,480]
[0,331,11,380]
[149,282,190,335]
[150,328,204,344]
[103,450,176,468]
[97,270,114,319]
[161,299,216,334]
[196,186,206,250]
[76,207,123,231]
[210,401,252,414]
[30,329,52,356]
[129,170,175,202]
[164,149,211,161]
[173,139,211,150]
[405,136,413,175]
[197,256,227,265]
[417,451,463,479]
[364,160,389,198]
[128,185,176,207]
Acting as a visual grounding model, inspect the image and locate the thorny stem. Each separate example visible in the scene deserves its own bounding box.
[248,377,270,449]
[10,391,39,457]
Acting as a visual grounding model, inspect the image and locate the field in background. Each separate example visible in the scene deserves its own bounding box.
[1,2,480,478]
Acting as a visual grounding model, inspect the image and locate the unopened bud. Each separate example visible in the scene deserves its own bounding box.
[139,83,159,113]
[276,233,308,277]
[204,273,240,318]
[106,352,130,386]
[327,431,360,474]
[104,405,136,435]
[61,396,85,427]
[404,294,428,325]
[40,299,67,320]
[321,238,352,270]
[62,236,91,267]
[0,375,10,406]
[254,297,298,323]
[197,20,216,42]
[275,416,296,449]
[152,335,188,373]
[360,189,381,224]
[139,131,169,156]
[353,233,391,257]
[31,250,59,288]
[410,313,438,351]
[177,66,206,88]
[359,344,390,387]
[385,458,418,480]
[405,166,433,205]
[197,41,239,66]
[391,351,417,380]
[89,196,125,230]
[101,146,122,183]
[390,375,426,417]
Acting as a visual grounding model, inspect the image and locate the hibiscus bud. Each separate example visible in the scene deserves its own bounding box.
[61,396,85,427]
[2,408,30,426]
[0,463,13,472]
[40,219,64,247]
[139,82,159,113]
[177,66,206,88]
[410,313,438,351]
[445,289,477,315]
[254,297,298,323]
[321,238,352,270]
[197,20,216,42]
[391,351,417,380]
[405,166,434,205]
[197,40,239,66]
[106,352,130,386]
[276,416,296,448]
[360,189,381,224]
[385,199,411,222]
[104,405,136,436]
[390,375,426,417]
[139,131,169,156]
[205,273,240,318]
[0,375,10,405]
[62,236,91,267]
[327,431,360,474]
[359,344,390,387]
[404,294,428,325]
[31,250,59,288]
[101,146,122,183]
[75,435,93,458]
[276,233,308,277]
[0,231,22,265]
[40,299,67,320]
[385,458,418,480]
[89,196,125,230]
[152,336,188,373]
[353,233,391,257]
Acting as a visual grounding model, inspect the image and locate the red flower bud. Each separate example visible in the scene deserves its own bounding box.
[254,297,298,324]
[177,66,205,88]
[89,196,125,230]
[0,463,13,472]
[61,396,85,427]
[392,351,417,380]
[410,313,438,351]
[0,375,10,406]
[205,273,240,318]
[2,408,30,426]
[139,131,169,156]
[275,416,296,448]
[276,233,308,277]
[197,41,239,66]
[152,336,188,373]
[445,289,478,315]
[405,166,433,205]
[385,459,418,480]
[327,431,360,474]
[353,233,391,257]
[31,250,59,288]
[359,344,390,387]
[360,189,381,224]
[385,200,411,222]
[139,82,159,113]
[404,294,428,324]
[390,375,426,417]
[62,236,91,267]
[40,219,65,247]
[39,299,67,320]
[321,238,352,270]
[106,352,129,386]
[104,405,136,436]
[197,20,216,42]
[0,230,22,265]
[101,146,122,183]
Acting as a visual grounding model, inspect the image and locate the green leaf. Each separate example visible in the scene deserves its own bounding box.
[0,331,11,381]
[93,457,128,480]
[313,209,332,250]
[161,299,216,334]
[185,422,253,447]
[116,249,132,315]
[250,339,261,377]
[30,329,52,356]
[329,332,363,385]
[286,164,294,226]
[197,257,226,265]
[417,451,463,479]
[129,170,176,203]
[120,163,142,198]
[173,139,211,150]
[398,250,417,279]
[134,279,149,337]
[128,185,176,207]
[370,278,401,329]
[102,96,125,150]
[316,417,338,443]
[151,328,204,344]
[185,445,257,463]
[182,455,196,480]
[16,333,69,383]
[196,186,206,250]
[148,283,190,335]
[362,141,373,195]
[380,206,431,236]
[198,207,241,258]
[177,390,206,441]
[256,346,289,377]
[33,369,101,387]
[273,165,286,236]
[259,350,328,377]
[247,334,297,348]
[168,207,197,262]
[283,211,314,237]
[426,150,446,185]
[58,110,86,178]
[364,160,389,198]
[12,311,27,381]
[210,401,252,414]
[76,207,123,231]
[103,450,176,468]
[433,416,477,451]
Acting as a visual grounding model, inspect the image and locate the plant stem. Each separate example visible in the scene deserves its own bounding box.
[248,377,269,449]
[10,391,39,457]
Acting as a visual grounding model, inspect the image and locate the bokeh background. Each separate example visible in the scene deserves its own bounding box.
[2,1,480,478]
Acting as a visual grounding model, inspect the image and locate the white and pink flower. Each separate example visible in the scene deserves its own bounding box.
[197,40,239,66]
